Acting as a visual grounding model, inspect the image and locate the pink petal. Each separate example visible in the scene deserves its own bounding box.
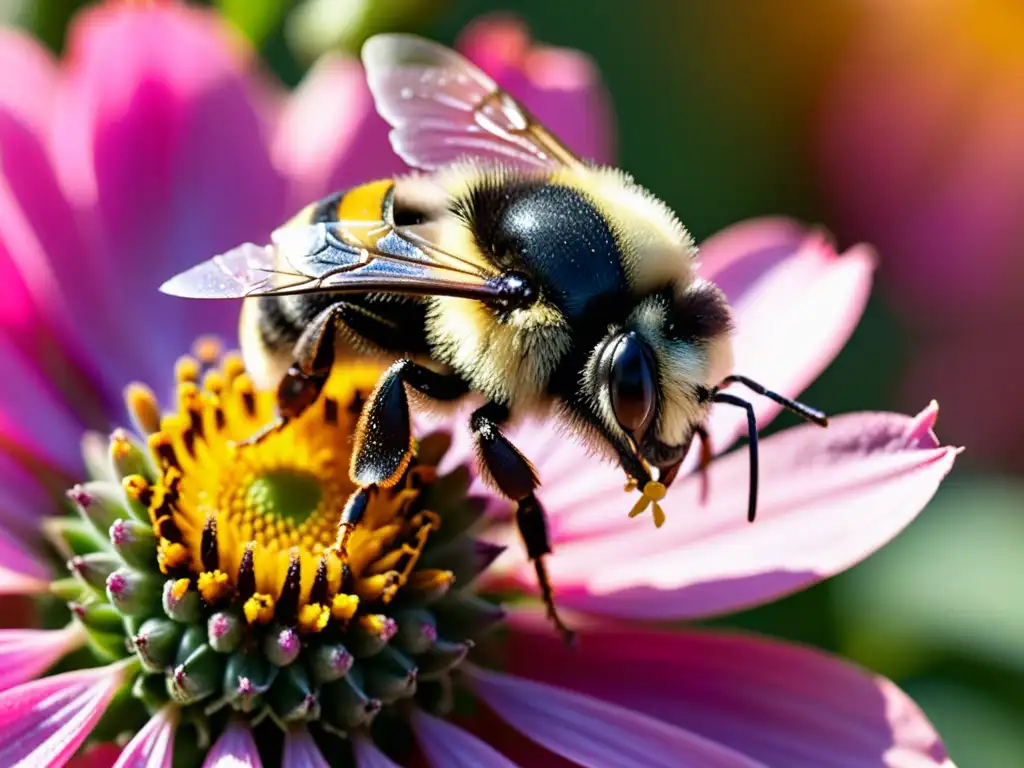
[202,718,261,768]
[502,615,950,768]
[113,704,176,768]
[0,522,50,595]
[0,28,57,133]
[456,16,615,164]
[465,663,764,767]
[353,736,401,768]
[53,3,286,389]
[274,54,402,210]
[411,709,518,768]
[0,660,131,767]
[0,624,85,693]
[502,404,957,619]
[695,235,875,463]
[282,724,328,768]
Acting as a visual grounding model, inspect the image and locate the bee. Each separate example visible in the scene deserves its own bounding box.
[161,34,827,641]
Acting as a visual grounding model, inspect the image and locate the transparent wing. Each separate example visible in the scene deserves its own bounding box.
[160,219,509,302]
[361,34,582,171]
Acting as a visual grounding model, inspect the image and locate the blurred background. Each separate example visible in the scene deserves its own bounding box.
[6,0,1022,763]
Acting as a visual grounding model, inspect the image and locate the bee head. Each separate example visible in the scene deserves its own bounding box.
[585,279,734,487]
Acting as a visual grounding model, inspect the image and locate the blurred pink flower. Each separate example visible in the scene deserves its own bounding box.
[820,0,1024,467]
[0,2,957,767]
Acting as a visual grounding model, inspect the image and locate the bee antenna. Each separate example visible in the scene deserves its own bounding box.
[717,374,828,427]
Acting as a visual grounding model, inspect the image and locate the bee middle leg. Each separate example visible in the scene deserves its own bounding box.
[335,360,468,557]
[470,402,575,646]
[241,303,347,445]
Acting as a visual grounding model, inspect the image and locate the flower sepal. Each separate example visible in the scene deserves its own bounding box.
[310,643,354,684]
[71,601,125,634]
[132,618,185,672]
[269,663,320,723]
[169,643,224,705]
[47,518,110,561]
[110,519,158,571]
[363,645,418,704]
[106,568,162,616]
[163,578,201,623]
[321,669,381,731]
[69,552,122,591]
[108,429,156,483]
[67,482,132,534]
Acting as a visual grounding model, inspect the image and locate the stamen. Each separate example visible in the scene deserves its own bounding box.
[197,570,232,605]
[125,383,162,435]
[244,593,275,625]
[193,336,223,367]
[175,356,200,384]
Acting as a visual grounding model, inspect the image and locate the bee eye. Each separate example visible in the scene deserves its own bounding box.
[605,332,656,435]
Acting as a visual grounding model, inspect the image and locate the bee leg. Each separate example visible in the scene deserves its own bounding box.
[470,402,575,646]
[350,359,468,488]
[240,304,346,446]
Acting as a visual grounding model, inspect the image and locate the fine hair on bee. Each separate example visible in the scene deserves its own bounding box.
[160,34,828,645]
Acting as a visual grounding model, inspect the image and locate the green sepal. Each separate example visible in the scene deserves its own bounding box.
[132,672,170,713]
[218,650,278,713]
[310,642,354,685]
[168,644,224,705]
[321,669,381,731]
[110,518,158,572]
[416,638,472,680]
[106,568,162,616]
[163,579,201,623]
[345,617,396,659]
[67,481,129,536]
[109,429,156,483]
[363,646,417,703]
[47,518,110,561]
[82,624,130,663]
[269,662,319,723]
[70,601,124,634]
[392,608,438,655]
[432,592,505,638]
[69,552,122,591]
[133,618,184,672]
[176,624,208,666]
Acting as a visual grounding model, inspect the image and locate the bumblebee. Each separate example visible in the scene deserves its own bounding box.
[161,34,827,641]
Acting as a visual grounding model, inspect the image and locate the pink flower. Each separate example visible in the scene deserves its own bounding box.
[0,2,956,767]
[819,0,1024,468]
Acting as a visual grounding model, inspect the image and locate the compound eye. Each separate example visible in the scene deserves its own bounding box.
[606,332,656,435]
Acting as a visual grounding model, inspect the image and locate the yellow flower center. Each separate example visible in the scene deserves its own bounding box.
[123,343,441,631]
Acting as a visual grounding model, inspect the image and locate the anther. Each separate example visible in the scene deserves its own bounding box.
[275,552,302,624]
[236,543,256,600]
[201,515,219,572]
[175,356,200,384]
[193,336,222,367]
[125,383,162,435]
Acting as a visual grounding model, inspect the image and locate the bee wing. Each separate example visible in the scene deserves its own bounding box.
[362,34,581,171]
[160,220,509,302]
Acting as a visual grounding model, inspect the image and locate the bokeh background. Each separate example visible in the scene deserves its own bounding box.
[6,1,1022,764]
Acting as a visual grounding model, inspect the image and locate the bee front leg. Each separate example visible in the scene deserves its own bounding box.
[240,303,345,446]
[470,402,575,646]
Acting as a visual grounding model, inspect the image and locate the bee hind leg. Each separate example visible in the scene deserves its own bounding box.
[470,402,575,647]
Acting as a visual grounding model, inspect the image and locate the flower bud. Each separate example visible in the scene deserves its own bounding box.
[175,624,208,666]
[207,611,243,653]
[50,578,89,603]
[168,644,224,705]
[269,663,319,723]
[347,614,397,658]
[67,482,129,534]
[69,553,122,591]
[263,625,301,667]
[310,643,354,685]
[163,578,201,623]
[133,618,184,672]
[363,646,418,704]
[69,601,124,634]
[417,639,473,680]
[321,671,381,730]
[109,519,158,571]
[106,568,162,616]
[392,608,438,655]
[108,428,155,482]
[47,518,107,560]
[222,651,277,713]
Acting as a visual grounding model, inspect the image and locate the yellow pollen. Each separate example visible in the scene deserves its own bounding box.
[627,480,668,528]
[198,570,232,604]
[158,540,191,574]
[171,578,191,600]
[331,594,359,621]
[175,356,200,384]
[244,593,275,625]
[298,603,331,634]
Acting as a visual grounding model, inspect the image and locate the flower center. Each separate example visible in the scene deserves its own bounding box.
[55,339,503,745]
